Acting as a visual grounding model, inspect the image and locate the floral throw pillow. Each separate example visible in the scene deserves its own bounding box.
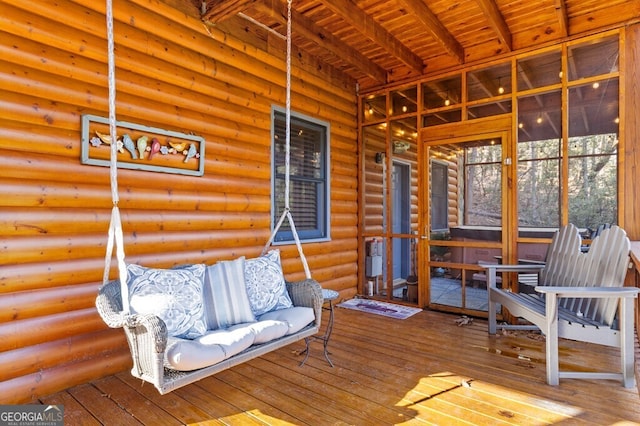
[127,263,207,339]
[244,250,293,316]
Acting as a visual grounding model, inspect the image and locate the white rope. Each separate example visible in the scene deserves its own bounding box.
[104,0,308,288]
[103,0,129,313]
[262,0,311,279]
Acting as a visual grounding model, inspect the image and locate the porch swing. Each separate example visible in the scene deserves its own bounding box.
[95,0,323,394]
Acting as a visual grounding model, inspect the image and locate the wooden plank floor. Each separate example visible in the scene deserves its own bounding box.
[42,306,640,425]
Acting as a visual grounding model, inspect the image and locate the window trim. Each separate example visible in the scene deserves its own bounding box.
[271,105,331,244]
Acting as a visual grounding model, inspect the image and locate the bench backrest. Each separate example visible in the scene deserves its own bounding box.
[539,225,630,327]
[538,224,582,286]
[567,225,630,325]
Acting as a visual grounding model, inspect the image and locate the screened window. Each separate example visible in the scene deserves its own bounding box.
[463,140,502,226]
[517,90,562,227]
[567,79,618,229]
[272,107,330,242]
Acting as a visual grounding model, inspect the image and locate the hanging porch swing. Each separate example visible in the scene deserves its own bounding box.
[95,0,323,394]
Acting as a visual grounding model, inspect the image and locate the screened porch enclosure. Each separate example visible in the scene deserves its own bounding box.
[360,33,621,314]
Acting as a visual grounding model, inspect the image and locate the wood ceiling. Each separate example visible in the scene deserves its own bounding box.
[194,0,639,90]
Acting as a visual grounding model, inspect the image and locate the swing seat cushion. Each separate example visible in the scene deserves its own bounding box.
[164,318,300,371]
[165,325,256,371]
[257,306,315,336]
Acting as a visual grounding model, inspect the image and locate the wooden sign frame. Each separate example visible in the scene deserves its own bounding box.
[81,114,205,176]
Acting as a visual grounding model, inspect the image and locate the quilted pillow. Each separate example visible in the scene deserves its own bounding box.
[127,263,207,339]
[203,257,256,329]
[244,250,293,316]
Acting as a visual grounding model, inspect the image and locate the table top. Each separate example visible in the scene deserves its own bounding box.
[322,288,339,301]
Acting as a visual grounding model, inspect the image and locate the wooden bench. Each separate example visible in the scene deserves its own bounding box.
[481,224,639,387]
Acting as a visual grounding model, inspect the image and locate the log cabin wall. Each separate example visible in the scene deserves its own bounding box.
[0,0,358,403]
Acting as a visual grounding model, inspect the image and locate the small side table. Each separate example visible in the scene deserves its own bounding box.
[300,288,339,367]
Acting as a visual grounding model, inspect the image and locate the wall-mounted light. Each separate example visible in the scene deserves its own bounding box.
[375,152,385,164]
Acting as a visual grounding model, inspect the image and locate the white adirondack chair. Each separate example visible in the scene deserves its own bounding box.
[483,225,639,387]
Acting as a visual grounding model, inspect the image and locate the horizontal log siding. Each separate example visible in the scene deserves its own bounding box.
[0,0,358,403]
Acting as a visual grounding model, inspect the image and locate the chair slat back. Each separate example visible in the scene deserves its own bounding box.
[569,225,630,326]
[538,224,582,286]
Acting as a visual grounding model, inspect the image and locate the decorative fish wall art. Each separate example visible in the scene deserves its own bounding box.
[81,114,205,177]
[89,131,201,163]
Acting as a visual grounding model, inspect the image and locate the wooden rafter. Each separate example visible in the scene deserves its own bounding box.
[474,0,512,52]
[555,0,569,37]
[397,0,465,64]
[202,0,258,23]
[255,0,388,83]
[320,0,425,73]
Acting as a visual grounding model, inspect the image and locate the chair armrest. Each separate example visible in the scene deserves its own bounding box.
[479,262,546,273]
[517,259,546,265]
[96,280,168,354]
[286,278,324,328]
[535,286,640,299]
[480,262,545,289]
[493,255,546,265]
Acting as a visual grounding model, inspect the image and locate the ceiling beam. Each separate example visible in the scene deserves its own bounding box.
[397,0,465,64]
[320,0,425,73]
[474,0,512,52]
[555,0,569,37]
[202,0,259,23]
[254,0,388,83]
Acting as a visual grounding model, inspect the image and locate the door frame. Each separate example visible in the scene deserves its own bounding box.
[418,115,516,313]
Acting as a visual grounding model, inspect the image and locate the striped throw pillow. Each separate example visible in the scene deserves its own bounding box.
[203,257,256,330]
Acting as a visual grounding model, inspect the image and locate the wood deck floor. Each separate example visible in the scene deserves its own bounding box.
[42,306,640,425]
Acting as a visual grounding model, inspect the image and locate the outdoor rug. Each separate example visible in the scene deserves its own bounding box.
[337,298,422,320]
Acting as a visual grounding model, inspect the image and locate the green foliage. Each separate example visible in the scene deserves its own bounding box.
[462,134,617,229]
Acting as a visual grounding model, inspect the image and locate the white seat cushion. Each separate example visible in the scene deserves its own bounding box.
[165,326,255,371]
[257,306,315,335]
[229,320,289,344]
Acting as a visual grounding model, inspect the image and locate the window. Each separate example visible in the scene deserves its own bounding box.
[463,140,502,226]
[567,79,618,229]
[430,161,449,231]
[517,91,562,227]
[272,107,330,243]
